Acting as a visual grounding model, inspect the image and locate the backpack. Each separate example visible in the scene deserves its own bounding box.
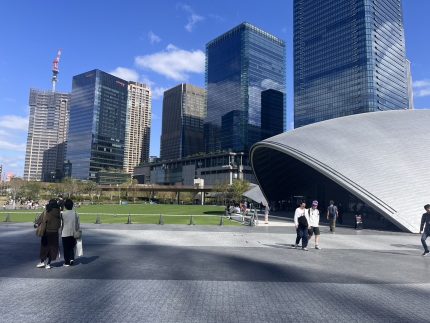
[298,214,308,228]
[328,205,337,217]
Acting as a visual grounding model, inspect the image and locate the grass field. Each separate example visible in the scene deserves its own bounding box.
[0,204,241,226]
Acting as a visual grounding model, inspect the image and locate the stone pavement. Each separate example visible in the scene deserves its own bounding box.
[0,222,429,322]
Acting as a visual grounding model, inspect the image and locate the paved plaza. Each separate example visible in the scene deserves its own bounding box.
[1,221,429,322]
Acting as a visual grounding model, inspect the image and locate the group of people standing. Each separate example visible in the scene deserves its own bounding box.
[34,198,81,269]
[292,200,338,251]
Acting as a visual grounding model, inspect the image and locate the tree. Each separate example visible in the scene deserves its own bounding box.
[8,178,25,207]
[229,179,250,204]
[23,181,41,201]
[213,181,230,205]
[83,181,98,202]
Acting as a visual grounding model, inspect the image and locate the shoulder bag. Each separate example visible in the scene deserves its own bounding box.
[73,210,82,239]
[35,211,47,237]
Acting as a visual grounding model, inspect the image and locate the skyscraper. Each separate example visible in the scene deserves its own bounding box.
[66,70,128,180]
[123,82,152,174]
[294,0,409,128]
[24,89,70,181]
[205,22,286,153]
[160,84,206,161]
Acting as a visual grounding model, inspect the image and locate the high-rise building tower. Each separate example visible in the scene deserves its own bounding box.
[123,82,152,174]
[66,70,128,180]
[205,22,286,153]
[160,84,206,161]
[294,0,409,128]
[24,89,70,181]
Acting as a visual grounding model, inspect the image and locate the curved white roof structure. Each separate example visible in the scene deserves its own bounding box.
[251,110,430,233]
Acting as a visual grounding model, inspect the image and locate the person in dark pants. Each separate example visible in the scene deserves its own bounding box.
[35,199,61,269]
[61,199,79,266]
[420,204,430,256]
[326,200,338,233]
[292,201,310,251]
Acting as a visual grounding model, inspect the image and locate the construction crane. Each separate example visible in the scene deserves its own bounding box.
[51,49,62,92]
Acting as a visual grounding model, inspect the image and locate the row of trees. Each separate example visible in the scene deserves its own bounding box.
[1,178,250,206]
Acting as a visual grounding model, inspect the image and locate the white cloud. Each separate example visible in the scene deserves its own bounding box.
[148,31,161,44]
[152,112,160,120]
[413,80,430,97]
[140,76,155,88]
[109,67,139,82]
[179,4,204,32]
[0,140,26,152]
[152,87,167,100]
[135,44,205,81]
[0,115,28,131]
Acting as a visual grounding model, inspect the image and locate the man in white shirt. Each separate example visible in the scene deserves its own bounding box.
[308,200,321,250]
[292,201,310,251]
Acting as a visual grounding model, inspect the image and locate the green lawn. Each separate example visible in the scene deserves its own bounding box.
[0,204,240,226]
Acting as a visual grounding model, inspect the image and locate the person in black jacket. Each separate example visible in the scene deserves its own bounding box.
[420,204,430,256]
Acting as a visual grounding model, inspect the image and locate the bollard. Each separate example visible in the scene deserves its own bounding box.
[189,215,195,225]
[127,213,132,224]
[219,216,224,226]
[4,213,11,222]
[159,214,164,225]
[249,211,255,227]
[95,214,101,224]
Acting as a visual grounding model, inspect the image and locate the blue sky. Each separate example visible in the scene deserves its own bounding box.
[0,0,429,177]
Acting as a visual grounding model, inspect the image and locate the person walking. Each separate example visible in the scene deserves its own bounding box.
[61,199,80,266]
[35,199,61,269]
[292,201,310,251]
[308,200,321,249]
[420,204,430,256]
[327,200,338,233]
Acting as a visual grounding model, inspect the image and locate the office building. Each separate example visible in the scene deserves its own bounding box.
[66,70,128,181]
[124,81,152,173]
[24,89,70,181]
[205,22,286,153]
[134,151,254,186]
[160,84,206,161]
[294,0,409,128]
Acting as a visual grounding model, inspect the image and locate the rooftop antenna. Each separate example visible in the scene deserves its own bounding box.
[51,49,62,92]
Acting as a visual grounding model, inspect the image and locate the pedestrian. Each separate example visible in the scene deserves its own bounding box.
[308,200,321,249]
[61,198,80,266]
[292,201,310,251]
[264,205,270,224]
[420,204,430,256]
[34,199,61,269]
[327,200,338,233]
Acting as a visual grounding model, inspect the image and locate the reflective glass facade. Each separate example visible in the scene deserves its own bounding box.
[294,0,409,128]
[205,22,286,153]
[160,84,206,161]
[66,70,128,180]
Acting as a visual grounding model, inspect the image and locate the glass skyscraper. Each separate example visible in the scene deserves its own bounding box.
[294,0,409,128]
[205,22,286,153]
[160,84,206,161]
[66,70,128,180]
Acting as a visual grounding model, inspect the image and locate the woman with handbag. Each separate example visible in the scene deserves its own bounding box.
[34,199,61,269]
[61,198,80,266]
